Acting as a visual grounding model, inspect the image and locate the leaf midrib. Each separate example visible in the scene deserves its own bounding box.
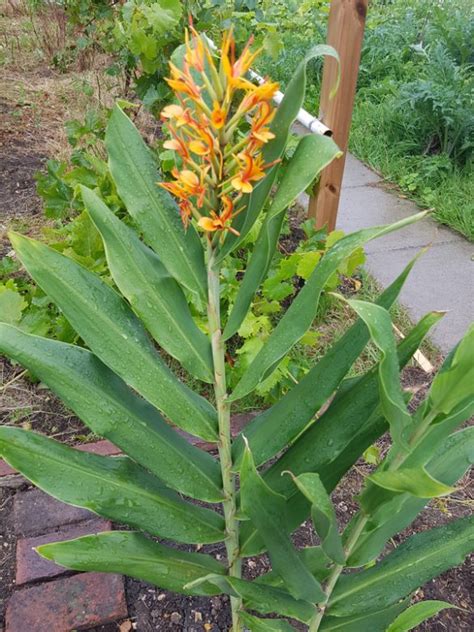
[46,352,220,497]
[5,438,221,534]
[329,534,471,607]
[24,241,215,438]
[113,120,205,300]
[101,216,211,380]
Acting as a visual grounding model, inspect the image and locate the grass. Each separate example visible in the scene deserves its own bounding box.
[350,102,474,240]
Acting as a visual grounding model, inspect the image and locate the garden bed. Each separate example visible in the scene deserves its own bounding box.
[0,10,473,631]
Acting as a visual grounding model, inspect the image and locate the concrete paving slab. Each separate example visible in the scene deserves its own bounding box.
[364,243,473,352]
[341,153,381,188]
[297,152,474,354]
[337,186,461,252]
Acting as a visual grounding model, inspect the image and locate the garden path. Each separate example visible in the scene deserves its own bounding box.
[299,152,474,354]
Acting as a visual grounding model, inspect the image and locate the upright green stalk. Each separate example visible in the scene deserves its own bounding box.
[309,407,442,631]
[207,244,242,631]
[309,516,367,631]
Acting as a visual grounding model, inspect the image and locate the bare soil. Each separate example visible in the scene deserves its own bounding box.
[0,17,472,631]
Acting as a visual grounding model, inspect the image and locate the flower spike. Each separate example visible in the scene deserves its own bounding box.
[160,28,279,238]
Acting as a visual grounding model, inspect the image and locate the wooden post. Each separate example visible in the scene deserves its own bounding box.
[308,0,368,231]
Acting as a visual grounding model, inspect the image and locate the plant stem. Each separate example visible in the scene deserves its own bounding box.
[207,244,242,631]
[308,516,367,632]
[309,408,440,631]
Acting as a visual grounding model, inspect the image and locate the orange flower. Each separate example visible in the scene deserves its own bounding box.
[178,199,194,228]
[240,80,279,113]
[231,153,266,193]
[233,38,260,79]
[210,101,226,129]
[163,133,190,159]
[166,62,201,99]
[189,126,218,157]
[161,104,190,127]
[198,196,239,235]
[221,30,260,87]
[250,102,276,145]
[184,28,205,73]
[159,168,207,208]
[159,180,187,201]
[189,140,209,156]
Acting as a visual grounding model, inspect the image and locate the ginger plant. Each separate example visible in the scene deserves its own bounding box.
[0,29,472,632]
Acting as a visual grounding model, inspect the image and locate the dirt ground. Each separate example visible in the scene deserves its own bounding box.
[0,9,473,631]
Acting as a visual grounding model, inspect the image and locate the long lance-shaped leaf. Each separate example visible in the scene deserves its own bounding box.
[223,133,341,340]
[357,332,474,525]
[240,442,325,603]
[229,212,427,401]
[291,473,345,564]
[386,600,457,632]
[191,575,316,624]
[348,426,474,567]
[427,323,474,415]
[344,299,412,450]
[10,232,218,441]
[319,601,409,631]
[0,428,225,544]
[327,515,474,617]
[368,468,455,498]
[239,613,296,631]
[82,186,213,383]
[256,546,332,588]
[105,105,207,301]
[261,311,443,500]
[239,311,443,556]
[37,531,225,596]
[216,44,340,262]
[399,397,474,471]
[0,324,222,502]
[232,254,421,467]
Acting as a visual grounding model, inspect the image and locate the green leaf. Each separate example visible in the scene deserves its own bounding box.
[239,311,444,557]
[37,531,225,596]
[10,232,218,441]
[0,324,222,502]
[345,299,412,450]
[229,212,427,401]
[349,427,474,566]
[0,428,225,544]
[240,612,296,631]
[81,186,213,383]
[217,44,340,261]
[296,251,321,280]
[105,106,207,302]
[368,467,455,498]
[319,601,408,631]
[291,473,345,564]
[223,133,341,340]
[327,516,474,617]
[0,285,27,324]
[200,575,316,624]
[232,254,423,467]
[386,600,457,631]
[428,324,474,414]
[240,443,325,603]
[256,546,332,588]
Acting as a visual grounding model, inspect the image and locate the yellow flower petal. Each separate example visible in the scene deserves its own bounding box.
[198,216,218,231]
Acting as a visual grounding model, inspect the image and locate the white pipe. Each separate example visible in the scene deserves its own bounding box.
[203,35,333,137]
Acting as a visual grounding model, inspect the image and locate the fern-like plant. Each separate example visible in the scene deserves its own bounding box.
[0,29,473,631]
